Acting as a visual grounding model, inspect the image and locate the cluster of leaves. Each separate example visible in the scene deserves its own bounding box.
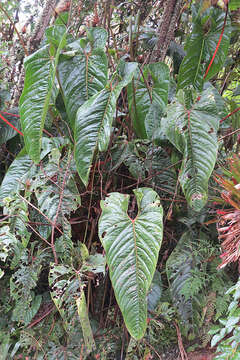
[0,0,240,358]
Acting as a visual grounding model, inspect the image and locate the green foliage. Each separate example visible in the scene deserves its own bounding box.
[177,6,231,91]
[166,229,232,337]
[211,278,240,359]
[162,87,220,211]
[127,62,170,138]
[19,29,67,163]
[58,28,108,128]
[74,60,138,186]
[0,1,239,357]
[99,188,163,339]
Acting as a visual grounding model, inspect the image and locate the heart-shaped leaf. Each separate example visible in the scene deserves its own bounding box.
[98,188,163,339]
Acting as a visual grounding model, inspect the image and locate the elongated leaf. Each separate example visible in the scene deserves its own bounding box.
[0,148,32,202]
[177,8,231,91]
[98,188,163,339]
[128,62,169,138]
[162,87,220,211]
[20,29,66,162]
[74,61,138,186]
[76,292,96,355]
[58,48,108,128]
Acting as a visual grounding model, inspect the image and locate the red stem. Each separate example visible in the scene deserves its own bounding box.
[203,5,228,79]
[220,107,240,123]
[0,112,23,136]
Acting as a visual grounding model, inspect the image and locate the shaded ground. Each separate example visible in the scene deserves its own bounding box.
[161,347,215,360]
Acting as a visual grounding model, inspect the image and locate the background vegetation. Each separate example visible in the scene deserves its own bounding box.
[0,0,240,359]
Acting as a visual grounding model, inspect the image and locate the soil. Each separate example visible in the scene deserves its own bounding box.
[160,347,215,360]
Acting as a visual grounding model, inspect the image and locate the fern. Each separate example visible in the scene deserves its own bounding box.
[179,269,206,301]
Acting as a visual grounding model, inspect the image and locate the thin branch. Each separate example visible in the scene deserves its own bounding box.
[17,194,63,235]
[0,3,28,56]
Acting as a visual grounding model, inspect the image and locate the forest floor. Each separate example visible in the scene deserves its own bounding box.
[161,347,215,360]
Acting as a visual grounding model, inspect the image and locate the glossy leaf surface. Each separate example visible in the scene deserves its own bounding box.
[0,137,68,202]
[0,111,21,145]
[20,29,66,162]
[58,47,108,128]
[128,62,169,138]
[74,61,138,186]
[162,88,220,211]
[177,8,231,91]
[99,188,163,339]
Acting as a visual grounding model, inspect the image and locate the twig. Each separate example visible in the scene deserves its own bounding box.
[17,194,63,235]
[220,107,240,123]
[174,321,188,360]
[0,3,28,56]
[219,127,240,141]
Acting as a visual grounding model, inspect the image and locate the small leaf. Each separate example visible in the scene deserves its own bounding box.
[76,292,96,354]
[99,188,163,339]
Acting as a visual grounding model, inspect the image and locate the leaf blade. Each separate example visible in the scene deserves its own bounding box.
[99,188,163,339]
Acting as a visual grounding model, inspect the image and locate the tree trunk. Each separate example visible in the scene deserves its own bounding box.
[150,0,183,62]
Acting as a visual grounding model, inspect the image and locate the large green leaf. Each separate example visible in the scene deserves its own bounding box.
[74,61,138,186]
[58,47,108,128]
[20,29,66,163]
[98,188,163,339]
[162,88,220,211]
[177,8,231,91]
[128,62,169,138]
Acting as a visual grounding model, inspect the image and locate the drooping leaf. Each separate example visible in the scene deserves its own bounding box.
[177,8,231,91]
[58,47,108,128]
[127,62,169,138]
[74,61,138,186]
[35,149,80,223]
[49,263,80,332]
[162,87,220,211]
[0,148,32,202]
[20,28,66,162]
[147,270,162,312]
[98,188,163,339]
[0,137,69,202]
[76,292,96,355]
[0,225,18,263]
